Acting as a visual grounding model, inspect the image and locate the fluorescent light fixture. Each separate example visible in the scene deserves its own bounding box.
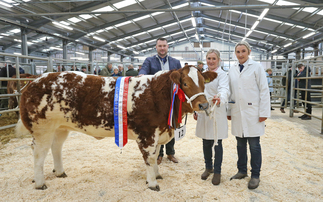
[14,52,21,55]
[133,51,139,54]
[93,6,114,16]
[199,43,203,49]
[79,14,92,20]
[172,3,188,9]
[75,52,85,55]
[115,21,131,27]
[284,43,292,48]
[78,58,89,61]
[93,36,105,42]
[53,22,73,30]
[50,47,63,51]
[68,17,81,23]
[191,17,196,27]
[251,21,260,30]
[271,49,277,53]
[101,57,108,59]
[302,32,316,39]
[0,1,12,7]
[14,39,22,42]
[195,33,199,41]
[135,56,147,60]
[242,37,246,41]
[245,30,252,37]
[133,15,150,22]
[60,21,70,26]
[10,29,20,33]
[117,45,127,49]
[172,56,183,60]
[259,8,269,20]
[70,57,82,59]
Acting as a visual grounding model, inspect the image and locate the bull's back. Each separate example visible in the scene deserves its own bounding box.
[20,72,117,134]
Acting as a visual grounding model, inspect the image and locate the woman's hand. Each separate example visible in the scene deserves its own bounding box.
[193,112,198,120]
[212,96,221,105]
[259,117,267,122]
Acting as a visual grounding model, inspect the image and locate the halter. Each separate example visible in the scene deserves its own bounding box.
[184,92,206,109]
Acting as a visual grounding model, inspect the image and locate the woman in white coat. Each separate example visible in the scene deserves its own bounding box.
[194,49,230,185]
[227,41,270,190]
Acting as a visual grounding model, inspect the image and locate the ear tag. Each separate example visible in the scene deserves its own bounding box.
[205,78,210,83]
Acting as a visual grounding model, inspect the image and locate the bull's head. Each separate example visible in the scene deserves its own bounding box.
[170,65,217,114]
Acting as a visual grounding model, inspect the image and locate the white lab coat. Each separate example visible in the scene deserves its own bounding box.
[227,59,270,138]
[195,68,230,140]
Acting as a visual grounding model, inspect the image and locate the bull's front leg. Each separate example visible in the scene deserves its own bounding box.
[137,131,161,191]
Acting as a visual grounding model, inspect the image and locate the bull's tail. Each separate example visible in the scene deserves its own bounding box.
[15,119,31,138]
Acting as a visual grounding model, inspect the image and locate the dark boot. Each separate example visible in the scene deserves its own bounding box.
[201,169,213,180]
[230,172,248,180]
[248,178,260,189]
[212,173,221,185]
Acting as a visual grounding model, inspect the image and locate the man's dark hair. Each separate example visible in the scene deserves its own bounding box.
[156,37,167,44]
[297,64,304,69]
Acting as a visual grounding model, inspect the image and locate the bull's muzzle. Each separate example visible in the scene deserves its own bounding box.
[198,103,209,116]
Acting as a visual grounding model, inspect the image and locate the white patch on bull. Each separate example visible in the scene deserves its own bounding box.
[154,70,168,77]
[67,71,88,83]
[102,77,116,94]
[188,66,199,87]
[33,72,49,83]
[126,75,153,113]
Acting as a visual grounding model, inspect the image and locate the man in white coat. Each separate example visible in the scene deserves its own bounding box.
[227,41,270,189]
[194,49,230,185]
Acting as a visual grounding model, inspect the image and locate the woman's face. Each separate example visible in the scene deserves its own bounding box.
[235,45,250,64]
[206,52,220,71]
[114,69,119,74]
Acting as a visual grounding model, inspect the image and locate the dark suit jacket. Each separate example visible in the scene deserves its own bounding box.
[139,55,182,75]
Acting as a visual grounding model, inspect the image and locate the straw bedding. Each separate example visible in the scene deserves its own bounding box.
[0,115,322,201]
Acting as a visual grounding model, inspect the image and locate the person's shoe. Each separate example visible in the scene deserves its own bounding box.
[157,156,163,165]
[201,169,213,180]
[212,173,221,185]
[248,178,260,189]
[230,172,248,180]
[167,155,178,163]
[271,107,275,110]
[298,114,306,118]
[301,115,312,120]
[280,108,285,113]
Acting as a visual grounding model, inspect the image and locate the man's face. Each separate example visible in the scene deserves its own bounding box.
[198,63,203,70]
[118,66,123,71]
[298,66,305,72]
[108,64,112,70]
[156,40,168,58]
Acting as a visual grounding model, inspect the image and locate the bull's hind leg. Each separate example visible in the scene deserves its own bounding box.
[137,132,160,191]
[32,132,55,190]
[51,128,69,178]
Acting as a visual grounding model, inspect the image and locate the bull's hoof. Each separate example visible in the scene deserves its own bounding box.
[57,172,67,178]
[36,184,47,190]
[32,179,35,183]
[53,169,55,173]
[149,185,160,191]
[156,175,163,180]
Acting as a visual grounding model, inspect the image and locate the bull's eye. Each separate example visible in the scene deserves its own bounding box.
[183,83,187,87]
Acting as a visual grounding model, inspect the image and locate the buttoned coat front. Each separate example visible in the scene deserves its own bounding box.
[195,68,230,140]
[227,59,270,138]
[139,55,182,75]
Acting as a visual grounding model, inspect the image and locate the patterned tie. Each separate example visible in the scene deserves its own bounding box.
[239,64,244,72]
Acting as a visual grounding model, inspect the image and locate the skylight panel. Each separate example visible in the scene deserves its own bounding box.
[68,17,81,23]
[303,7,318,13]
[148,27,161,32]
[0,1,12,7]
[172,3,188,9]
[276,1,298,6]
[97,29,105,33]
[151,12,164,16]
[257,0,275,3]
[263,18,282,24]
[93,6,114,16]
[163,22,177,28]
[10,29,20,33]
[60,21,70,26]
[133,32,145,37]
[115,21,132,27]
[133,15,150,22]
[80,14,92,20]
[114,0,144,9]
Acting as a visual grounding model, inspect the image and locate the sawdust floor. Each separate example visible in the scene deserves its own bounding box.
[0,114,323,201]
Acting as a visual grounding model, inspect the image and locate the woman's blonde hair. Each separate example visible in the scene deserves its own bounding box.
[206,49,221,66]
[234,41,251,53]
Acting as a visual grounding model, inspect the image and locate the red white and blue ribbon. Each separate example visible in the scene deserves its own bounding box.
[168,83,186,127]
[114,77,130,148]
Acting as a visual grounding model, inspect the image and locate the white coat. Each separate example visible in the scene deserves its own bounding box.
[227,58,270,138]
[195,68,230,140]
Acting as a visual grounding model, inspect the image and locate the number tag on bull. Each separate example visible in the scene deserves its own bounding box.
[175,125,186,141]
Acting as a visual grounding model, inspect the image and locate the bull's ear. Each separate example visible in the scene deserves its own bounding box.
[170,71,181,85]
[202,71,217,83]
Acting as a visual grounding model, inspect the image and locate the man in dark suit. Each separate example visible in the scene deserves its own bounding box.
[139,37,182,165]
